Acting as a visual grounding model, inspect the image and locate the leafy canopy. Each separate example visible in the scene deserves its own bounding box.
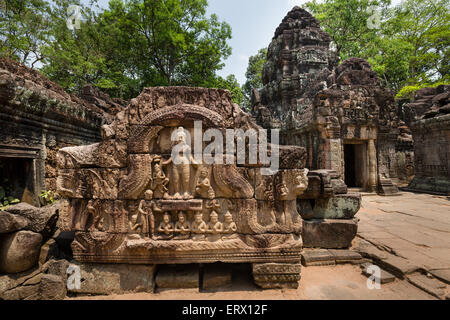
[242,48,267,108]
[0,0,52,67]
[1,0,243,102]
[305,0,450,94]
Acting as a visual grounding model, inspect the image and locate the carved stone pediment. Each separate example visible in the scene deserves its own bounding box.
[57,87,310,265]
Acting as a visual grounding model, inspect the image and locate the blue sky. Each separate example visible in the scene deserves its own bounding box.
[206,0,312,84]
[92,0,402,85]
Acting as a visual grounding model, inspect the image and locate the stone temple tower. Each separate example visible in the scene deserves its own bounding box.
[256,6,337,130]
[253,7,414,195]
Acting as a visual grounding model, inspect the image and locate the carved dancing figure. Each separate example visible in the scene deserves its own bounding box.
[162,127,198,200]
[206,211,223,242]
[151,160,169,199]
[174,211,191,240]
[86,200,104,232]
[222,211,238,240]
[195,167,215,199]
[157,212,174,240]
[191,212,207,241]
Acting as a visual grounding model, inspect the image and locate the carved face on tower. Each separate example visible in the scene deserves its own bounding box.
[178,212,186,223]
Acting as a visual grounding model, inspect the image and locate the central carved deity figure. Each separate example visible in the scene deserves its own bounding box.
[163,127,197,200]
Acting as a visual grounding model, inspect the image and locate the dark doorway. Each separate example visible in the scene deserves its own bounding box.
[0,157,35,204]
[344,144,357,187]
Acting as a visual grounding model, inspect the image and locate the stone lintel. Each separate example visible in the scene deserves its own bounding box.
[158,200,203,212]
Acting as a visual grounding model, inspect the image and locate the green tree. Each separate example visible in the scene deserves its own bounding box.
[305,0,390,60]
[100,0,232,88]
[380,0,450,88]
[0,0,52,67]
[242,48,267,108]
[40,0,233,99]
[213,74,244,105]
[305,0,449,93]
[41,0,132,96]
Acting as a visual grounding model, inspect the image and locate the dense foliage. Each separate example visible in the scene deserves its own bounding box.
[1,0,448,104]
[0,0,243,101]
[242,48,267,108]
[305,0,449,97]
[0,0,52,68]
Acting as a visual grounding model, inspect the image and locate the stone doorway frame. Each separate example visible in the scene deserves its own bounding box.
[343,139,377,192]
[0,143,44,206]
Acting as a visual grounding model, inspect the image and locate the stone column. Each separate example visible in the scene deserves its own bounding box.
[368,139,377,192]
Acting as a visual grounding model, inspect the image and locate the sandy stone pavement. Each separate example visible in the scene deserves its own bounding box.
[68,263,435,300]
[357,192,450,272]
[68,192,449,300]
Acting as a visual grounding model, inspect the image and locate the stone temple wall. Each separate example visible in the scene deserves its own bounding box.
[252,7,414,194]
[0,58,124,205]
[406,85,450,195]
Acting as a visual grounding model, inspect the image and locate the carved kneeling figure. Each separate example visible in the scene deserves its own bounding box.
[191,212,207,241]
[157,213,174,240]
[174,211,191,240]
[222,211,238,240]
[153,210,238,242]
[207,211,223,242]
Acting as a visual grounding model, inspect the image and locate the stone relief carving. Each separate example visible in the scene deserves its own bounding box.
[161,126,198,200]
[206,211,223,242]
[174,212,191,240]
[128,125,163,154]
[191,212,207,241]
[56,85,360,290]
[222,211,238,240]
[118,154,153,200]
[150,158,170,199]
[97,139,127,168]
[57,143,100,169]
[156,213,175,240]
[213,164,254,199]
[195,167,215,199]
